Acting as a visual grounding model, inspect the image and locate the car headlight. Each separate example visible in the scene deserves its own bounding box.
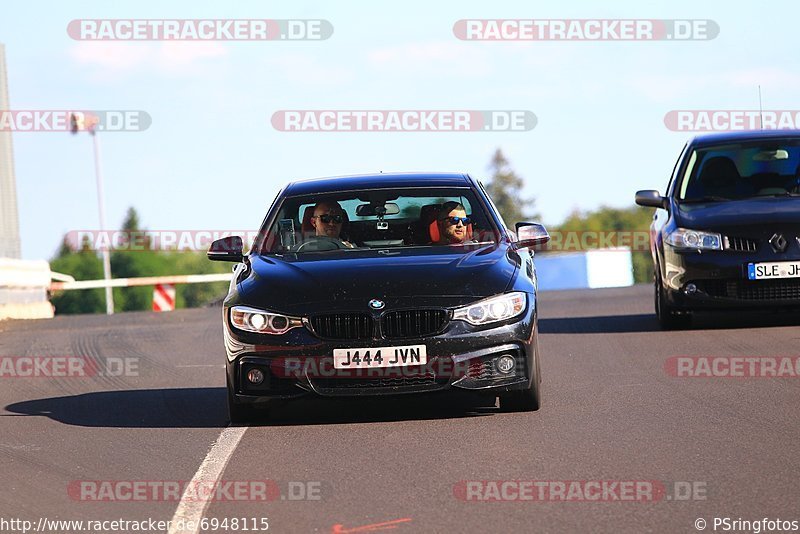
[453,292,527,326]
[230,306,303,334]
[664,228,722,250]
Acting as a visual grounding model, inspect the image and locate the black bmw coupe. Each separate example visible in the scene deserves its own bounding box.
[637,130,800,329]
[208,172,550,422]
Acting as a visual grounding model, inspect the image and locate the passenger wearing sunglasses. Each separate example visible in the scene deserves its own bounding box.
[435,201,477,245]
[310,201,355,247]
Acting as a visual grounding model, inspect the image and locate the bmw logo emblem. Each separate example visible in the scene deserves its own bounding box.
[368,299,385,310]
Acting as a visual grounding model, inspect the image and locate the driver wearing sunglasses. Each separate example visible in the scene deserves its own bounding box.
[435,201,476,245]
[310,201,355,247]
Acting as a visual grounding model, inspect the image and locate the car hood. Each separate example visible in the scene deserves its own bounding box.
[236,244,519,314]
[676,197,800,230]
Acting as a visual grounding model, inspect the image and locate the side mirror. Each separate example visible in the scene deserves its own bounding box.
[208,236,244,262]
[514,222,550,249]
[635,190,667,209]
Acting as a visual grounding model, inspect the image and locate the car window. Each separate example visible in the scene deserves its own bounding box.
[666,142,688,196]
[297,196,475,222]
[678,139,800,201]
[259,187,498,255]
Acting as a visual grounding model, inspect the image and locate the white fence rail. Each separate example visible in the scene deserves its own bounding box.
[50,273,232,291]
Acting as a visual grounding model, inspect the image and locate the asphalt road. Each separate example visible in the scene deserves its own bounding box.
[1,285,799,533]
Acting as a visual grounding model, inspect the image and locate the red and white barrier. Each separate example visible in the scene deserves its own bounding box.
[47,273,232,316]
[152,283,176,312]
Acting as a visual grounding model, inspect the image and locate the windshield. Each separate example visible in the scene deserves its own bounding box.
[678,139,800,202]
[257,187,499,254]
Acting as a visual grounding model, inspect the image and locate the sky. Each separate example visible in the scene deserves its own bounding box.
[2,0,799,260]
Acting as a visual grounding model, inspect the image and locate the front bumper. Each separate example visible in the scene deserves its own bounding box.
[225,304,538,403]
[662,245,800,311]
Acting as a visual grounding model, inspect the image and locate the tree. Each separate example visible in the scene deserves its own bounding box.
[121,206,140,232]
[484,149,539,227]
[112,207,148,311]
[50,247,105,314]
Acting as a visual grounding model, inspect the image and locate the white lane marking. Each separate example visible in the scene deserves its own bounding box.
[168,426,247,534]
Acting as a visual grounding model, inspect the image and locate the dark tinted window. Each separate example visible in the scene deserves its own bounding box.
[259,187,499,254]
[679,139,800,201]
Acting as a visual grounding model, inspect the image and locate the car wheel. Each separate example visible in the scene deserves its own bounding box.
[227,377,269,425]
[655,270,692,330]
[499,343,541,413]
[499,382,540,412]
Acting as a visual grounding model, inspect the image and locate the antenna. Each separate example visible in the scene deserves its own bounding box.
[758,85,764,130]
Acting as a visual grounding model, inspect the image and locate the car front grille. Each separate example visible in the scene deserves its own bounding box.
[309,313,374,340]
[724,236,759,252]
[381,309,448,338]
[309,309,449,340]
[695,279,800,300]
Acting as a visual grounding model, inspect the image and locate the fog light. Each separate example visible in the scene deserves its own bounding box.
[247,368,264,384]
[495,355,516,374]
[684,283,697,295]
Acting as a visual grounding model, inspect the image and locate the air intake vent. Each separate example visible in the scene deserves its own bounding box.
[725,236,758,252]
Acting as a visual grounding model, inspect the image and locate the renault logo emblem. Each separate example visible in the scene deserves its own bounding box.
[368,299,385,310]
[769,233,788,253]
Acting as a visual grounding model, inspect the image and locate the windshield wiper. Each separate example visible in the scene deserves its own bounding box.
[759,191,800,198]
[681,196,733,203]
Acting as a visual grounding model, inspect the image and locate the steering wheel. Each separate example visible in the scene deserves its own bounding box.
[292,236,350,252]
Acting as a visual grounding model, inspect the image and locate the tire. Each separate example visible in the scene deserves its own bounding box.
[655,270,692,330]
[227,378,269,425]
[500,340,541,412]
[500,382,540,412]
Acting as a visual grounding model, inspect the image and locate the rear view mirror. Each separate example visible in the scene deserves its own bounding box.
[356,203,400,216]
[514,222,550,249]
[753,149,789,161]
[208,236,244,262]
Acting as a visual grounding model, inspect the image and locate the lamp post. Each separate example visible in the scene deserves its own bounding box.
[71,112,114,315]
